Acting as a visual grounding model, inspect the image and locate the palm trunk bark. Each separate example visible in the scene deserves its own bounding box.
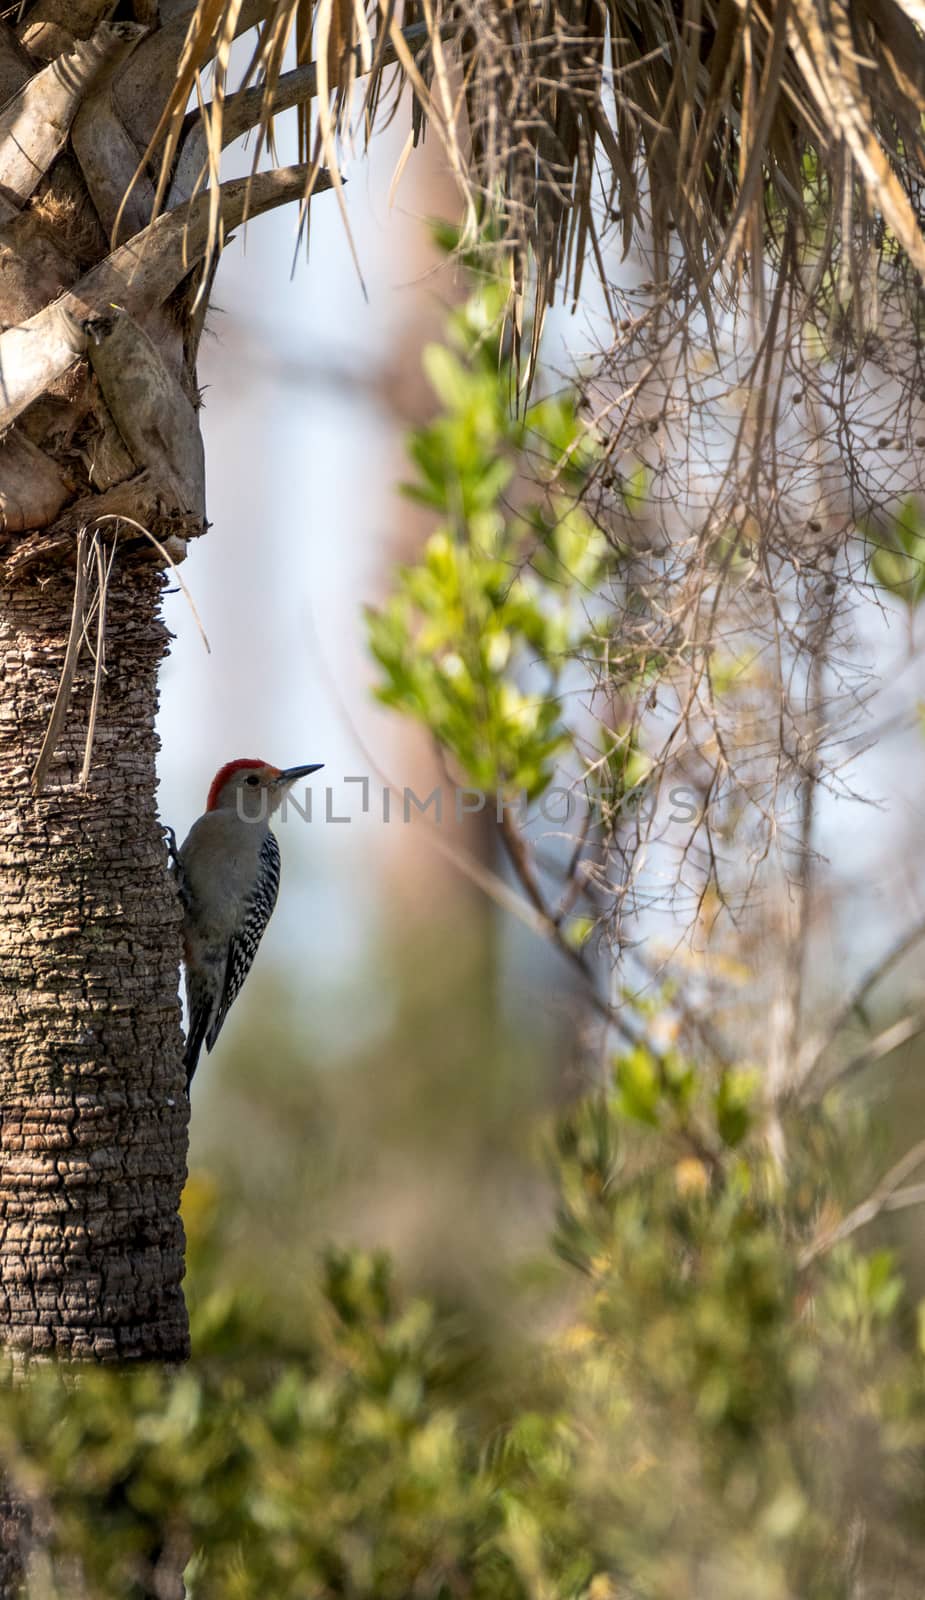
[0,562,188,1360]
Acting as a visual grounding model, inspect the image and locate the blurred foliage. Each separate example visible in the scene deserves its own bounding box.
[868,496,925,609]
[8,256,925,1600]
[366,244,613,802]
[5,1065,925,1598]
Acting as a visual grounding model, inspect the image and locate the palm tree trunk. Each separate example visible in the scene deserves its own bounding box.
[0,561,189,1361]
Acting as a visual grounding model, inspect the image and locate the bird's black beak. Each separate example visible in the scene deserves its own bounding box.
[277,763,324,784]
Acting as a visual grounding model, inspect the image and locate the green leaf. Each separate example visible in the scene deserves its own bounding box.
[622,463,649,516]
[714,1068,758,1147]
[422,343,471,409]
[614,1047,661,1126]
[868,496,925,606]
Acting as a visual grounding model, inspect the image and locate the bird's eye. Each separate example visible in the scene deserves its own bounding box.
[245,775,260,787]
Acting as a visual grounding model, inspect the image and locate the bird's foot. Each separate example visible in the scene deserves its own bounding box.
[164,824,195,912]
[163,823,180,866]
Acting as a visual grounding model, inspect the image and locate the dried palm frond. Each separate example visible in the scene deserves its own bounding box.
[153,0,925,373]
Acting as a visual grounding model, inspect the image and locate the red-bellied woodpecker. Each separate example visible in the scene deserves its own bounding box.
[168,759,323,1086]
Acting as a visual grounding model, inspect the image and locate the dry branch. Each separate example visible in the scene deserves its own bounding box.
[86,311,205,519]
[800,1138,925,1266]
[168,18,430,207]
[0,163,330,432]
[0,431,74,534]
[0,22,144,218]
[796,914,925,1091]
[112,0,269,151]
[72,38,157,239]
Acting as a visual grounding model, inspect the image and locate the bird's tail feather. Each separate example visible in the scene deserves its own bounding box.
[184,1001,211,1088]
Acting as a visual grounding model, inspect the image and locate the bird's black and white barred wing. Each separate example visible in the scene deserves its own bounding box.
[205,830,281,1053]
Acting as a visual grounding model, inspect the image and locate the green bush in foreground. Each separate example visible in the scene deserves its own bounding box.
[3,1066,925,1600]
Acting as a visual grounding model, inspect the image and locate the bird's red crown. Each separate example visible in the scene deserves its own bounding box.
[206,759,279,811]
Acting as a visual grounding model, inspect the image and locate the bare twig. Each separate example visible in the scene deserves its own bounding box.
[497,809,632,1034]
[807,1009,925,1102]
[800,1137,925,1267]
[796,914,925,1090]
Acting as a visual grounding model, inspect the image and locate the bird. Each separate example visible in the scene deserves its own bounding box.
[167,759,323,1087]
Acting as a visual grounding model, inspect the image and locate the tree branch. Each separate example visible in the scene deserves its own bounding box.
[72,34,157,239]
[799,1137,925,1268]
[497,811,641,1046]
[806,1009,925,1102]
[112,0,270,152]
[0,163,330,432]
[0,430,74,534]
[795,912,925,1091]
[86,310,204,519]
[0,22,144,218]
[168,20,430,207]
